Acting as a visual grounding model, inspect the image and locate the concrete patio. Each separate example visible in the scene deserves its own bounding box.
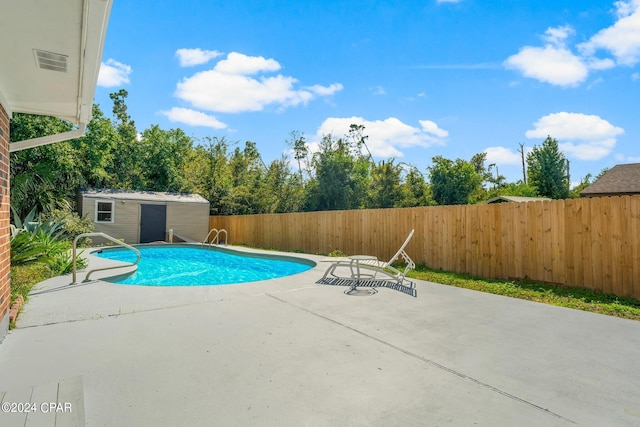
[1,246,640,426]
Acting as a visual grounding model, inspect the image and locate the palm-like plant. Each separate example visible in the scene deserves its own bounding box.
[10,207,87,273]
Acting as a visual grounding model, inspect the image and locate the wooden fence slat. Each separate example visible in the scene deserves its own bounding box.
[630,197,640,298]
[542,201,553,283]
[621,197,633,297]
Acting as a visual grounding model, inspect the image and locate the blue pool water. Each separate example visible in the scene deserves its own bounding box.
[93,246,314,286]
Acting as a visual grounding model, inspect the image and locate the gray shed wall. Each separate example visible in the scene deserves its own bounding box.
[81,196,209,244]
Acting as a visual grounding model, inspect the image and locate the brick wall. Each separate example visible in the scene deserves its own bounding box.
[0,103,10,340]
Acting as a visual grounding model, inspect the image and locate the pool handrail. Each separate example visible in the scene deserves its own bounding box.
[72,232,141,283]
[202,228,228,247]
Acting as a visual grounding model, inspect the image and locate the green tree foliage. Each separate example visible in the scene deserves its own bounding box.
[107,89,145,189]
[368,159,403,208]
[286,130,309,181]
[72,104,118,188]
[569,168,608,198]
[305,135,371,211]
[498,182,539,198]
[429,156,483,205]
[9,114,84,218]
[526,136,570,199]
[141,125,192,192]
[399,166,432,207]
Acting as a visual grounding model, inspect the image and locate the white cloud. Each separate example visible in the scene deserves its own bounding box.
[174,52,342,113]
[586,57,616,70]
[160,107,227,129]
[315,116,447,158]
[578,0,640,66]
[175,48,223,67]
[506,6,640,86]
[632,72,640,80]
[419,120,448,138]
[560,139,617,160]
[484,146,523,165]
[542,25,574,46]
[214,52,280,75]
[504,44,588,87]
[525,112,624,160]
[370,85,386,95]
[305,83,344,96]
[615,153,640,162]
[97,59,131,87]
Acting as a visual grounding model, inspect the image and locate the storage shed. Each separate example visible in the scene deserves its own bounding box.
[78,188,210,244]
[483,196,551,204]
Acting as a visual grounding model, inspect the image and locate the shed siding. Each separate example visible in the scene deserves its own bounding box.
[83,198,143,244]
[81,195,210,244]
[167,203,209,242]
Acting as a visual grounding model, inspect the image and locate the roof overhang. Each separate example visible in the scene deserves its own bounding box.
[0,0,112,151]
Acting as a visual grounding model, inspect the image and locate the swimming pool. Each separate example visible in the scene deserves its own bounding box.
[92,245,315,286]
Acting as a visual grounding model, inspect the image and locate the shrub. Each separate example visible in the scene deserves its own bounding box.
[328,249,348,257]
[10,207,89,272]
[10,263,53,304]
[45,208,93,244]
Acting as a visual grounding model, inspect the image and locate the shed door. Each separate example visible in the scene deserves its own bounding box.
[140,204,167,243]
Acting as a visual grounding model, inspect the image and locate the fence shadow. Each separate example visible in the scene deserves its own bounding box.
[316,277,417,298]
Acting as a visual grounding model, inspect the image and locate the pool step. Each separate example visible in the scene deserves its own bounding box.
[0,376,85,427]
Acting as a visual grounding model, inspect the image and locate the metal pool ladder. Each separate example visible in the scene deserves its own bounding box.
[202,228,228,247]
[72,232,141,283]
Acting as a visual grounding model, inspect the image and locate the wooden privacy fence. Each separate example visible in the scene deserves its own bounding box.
[210,196,640,300]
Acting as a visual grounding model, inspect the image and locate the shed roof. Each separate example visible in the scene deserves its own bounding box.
[579,163,640,197]
[80,188,209,204]
[484,196,551,204]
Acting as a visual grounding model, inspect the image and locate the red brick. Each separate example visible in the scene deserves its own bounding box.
[0,103,10,322]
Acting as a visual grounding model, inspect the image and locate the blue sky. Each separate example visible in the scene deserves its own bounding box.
[94,0,640,185]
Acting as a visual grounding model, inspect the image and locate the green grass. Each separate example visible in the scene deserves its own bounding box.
[407,265,640,320]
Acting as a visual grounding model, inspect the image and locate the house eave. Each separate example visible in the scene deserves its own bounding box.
[0,0,112,149]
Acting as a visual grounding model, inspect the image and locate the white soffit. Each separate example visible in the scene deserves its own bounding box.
[0,0,112,125]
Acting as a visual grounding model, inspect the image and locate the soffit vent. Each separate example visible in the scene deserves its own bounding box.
[34,49,68,72]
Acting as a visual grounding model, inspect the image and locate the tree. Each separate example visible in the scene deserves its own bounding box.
[526,136,569,199]
[469,152,506,202]
[107,89,145,189]
[140,126,193,192]
[428,156,483,205]
[188,137,233,215]
[9,113,84,218]
[518,142,527,184]
[498,182,539,197]
[368,159,402,208]
[72,104,118,189]
[305,135,362,211]
[286,130,309,181]
[399,166,432,207]
[261,155,305,213]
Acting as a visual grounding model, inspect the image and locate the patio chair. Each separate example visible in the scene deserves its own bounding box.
[321,229,416,287]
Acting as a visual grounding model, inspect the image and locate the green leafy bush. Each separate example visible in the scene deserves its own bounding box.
[10,263,53,304]
[45,208,93,244]
[10,207,89,272]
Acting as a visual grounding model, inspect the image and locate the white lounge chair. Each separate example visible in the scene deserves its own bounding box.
[321,229,416,287]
